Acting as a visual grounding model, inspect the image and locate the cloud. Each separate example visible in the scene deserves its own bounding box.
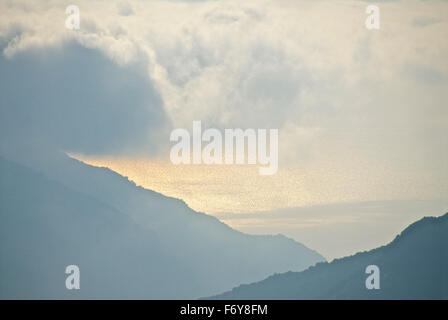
[0,0,447,177]
[404,62,446,84]
[0,39,169,156]
[411,16,440,28]
[116,1,134,17]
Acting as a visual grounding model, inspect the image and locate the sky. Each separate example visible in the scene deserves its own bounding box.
[1,0,448,259]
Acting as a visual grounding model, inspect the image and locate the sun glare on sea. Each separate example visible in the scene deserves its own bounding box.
[73,156,319,214]
[71,154,445,216]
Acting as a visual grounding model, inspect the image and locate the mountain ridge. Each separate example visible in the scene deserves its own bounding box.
[207,212,448,299]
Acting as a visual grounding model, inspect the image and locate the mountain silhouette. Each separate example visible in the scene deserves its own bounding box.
[208,213,448,299]
[0,152,324,299]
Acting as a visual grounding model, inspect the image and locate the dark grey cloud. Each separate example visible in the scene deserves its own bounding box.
[0,40,169,156]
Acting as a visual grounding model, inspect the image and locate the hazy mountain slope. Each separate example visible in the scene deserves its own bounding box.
[0,157,195,299]
[209,213,448,299]
[0,155,324,298]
